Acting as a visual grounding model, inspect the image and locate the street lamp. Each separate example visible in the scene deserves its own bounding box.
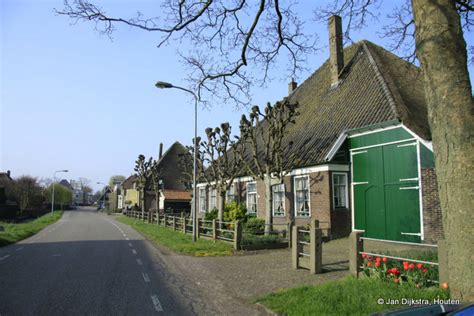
[155,81,199,242]
[51,169,68,214]
[97,182,107,211]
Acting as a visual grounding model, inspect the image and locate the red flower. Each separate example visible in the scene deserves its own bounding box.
[376,257,381,262]
[367,262,372,267]
[361,253,367,259]
[403,265,409,270]
[382,257,388,263]
[422,268,428,273]
[375,261,381,268]
[403,261,409,266]
[368,256,374,261]
[394,278,400,284]
[417,263,423,269]
[409,263,415,269]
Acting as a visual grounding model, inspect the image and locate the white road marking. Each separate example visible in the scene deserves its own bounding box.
[128,242,133,247]
[142,273,150,283]
[126,238,130,241]
[122,234,127,237]
[132,249,137,255]
[136,259,143,266]
[52,254,61,257]
[16,247,24,252]
[151,295,163,312]
[0,255,11,261]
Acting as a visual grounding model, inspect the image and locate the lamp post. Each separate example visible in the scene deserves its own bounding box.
[155,81,199,242]
[97,182,107,211]
[51,169,68,214]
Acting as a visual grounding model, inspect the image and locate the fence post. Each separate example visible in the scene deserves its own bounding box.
[212,219,217,241]
[287,221,293,248]
[310,227,323,274]
[172,216,176,231]
[164,214,167,228]
[292,225,299,269]
[349,231,364,277]
[182,216,186,234]
[233,220,242,250]
[438,239,449,285]
[197,218,201,238]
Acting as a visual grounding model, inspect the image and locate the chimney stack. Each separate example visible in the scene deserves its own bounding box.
[288,79,298,95]
[7,170,10,178]
[159,143,163,159]
[329,15,344,86]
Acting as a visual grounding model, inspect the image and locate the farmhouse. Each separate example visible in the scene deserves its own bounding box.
[197,16,443,244]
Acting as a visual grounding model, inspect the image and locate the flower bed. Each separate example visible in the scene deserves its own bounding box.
[361,252,440,288]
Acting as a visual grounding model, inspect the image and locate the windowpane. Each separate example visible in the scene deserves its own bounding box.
[199,188,207,213]
[209,188,217,210]
[333,173,347,208]
[247,182,257,213]
[295,177,310,217]
[272,184,285,217]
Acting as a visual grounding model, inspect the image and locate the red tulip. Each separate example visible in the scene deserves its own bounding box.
[409,263,415,269]
[422,268,428,273]
[367,262,372,267]
[382,257,388,263]
[417,263,423,269]
[361,253,367,259]
[403,265,409,270]
[394,278,400,284]
[403,261,409,266]
[375,261,381,268]
[376,257,381,262]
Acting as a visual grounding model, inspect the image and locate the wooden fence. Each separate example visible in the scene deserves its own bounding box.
[124,210,242,250]
[292,220,326,274]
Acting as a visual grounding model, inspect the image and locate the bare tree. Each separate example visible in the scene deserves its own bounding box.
[134,154,152,217]
[78,177,92,205]
[11,176,43,215]
[197,122,245,222]
[240,98,300,234]
[150,160,163,214]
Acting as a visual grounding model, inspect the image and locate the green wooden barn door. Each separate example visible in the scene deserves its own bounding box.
[353,147,386,239]
[353,141,421,242]
[383,141,421,243]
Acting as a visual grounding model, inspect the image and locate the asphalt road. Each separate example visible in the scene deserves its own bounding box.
[0,208,196,315]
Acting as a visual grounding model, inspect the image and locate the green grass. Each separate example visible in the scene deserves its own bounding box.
[117,216,233,256]
[257,276,449,316]
[0,211,64,247]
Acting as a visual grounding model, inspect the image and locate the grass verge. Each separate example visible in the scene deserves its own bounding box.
[117,216,233,256]
[0,211,64,247]
[256,276,449,316]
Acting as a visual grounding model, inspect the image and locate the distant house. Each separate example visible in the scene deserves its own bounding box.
[124,142,192,213]
[197,16,442,244]
[0,170,14,204]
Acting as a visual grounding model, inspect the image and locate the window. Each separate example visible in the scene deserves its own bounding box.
[272,184,285,217]
[199,187,207,213]
[332,173,348,208]
[246,182,257,214]
[294,176,310,217]
[226,184,237,202]
[209,188,217,211]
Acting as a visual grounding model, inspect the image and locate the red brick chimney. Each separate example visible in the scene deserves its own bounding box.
[288,79,298,95]
[329,15,344,85]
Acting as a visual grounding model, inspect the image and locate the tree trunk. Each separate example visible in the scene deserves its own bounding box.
[140,189,145,218]
[412,0,474,301]
[155,191,160,213]
[264,174,273,235]
[218,191,226,223]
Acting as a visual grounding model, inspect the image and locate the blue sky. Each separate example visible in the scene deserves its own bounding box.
[1,0,473,191]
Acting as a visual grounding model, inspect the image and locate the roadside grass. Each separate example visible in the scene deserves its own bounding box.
[256,276,449,316]
[0,211,64,247]
[117,216,233,256]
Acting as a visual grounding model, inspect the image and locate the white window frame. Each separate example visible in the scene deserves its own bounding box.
[294,175,310,217]
[332,172,348,209]
[209,187,217,211]
[226,183,236,203]
[272,183,285,217]
[246,181,257,214]
[199,187,207,213]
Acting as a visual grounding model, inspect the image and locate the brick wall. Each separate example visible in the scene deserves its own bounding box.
[421,168,444,243]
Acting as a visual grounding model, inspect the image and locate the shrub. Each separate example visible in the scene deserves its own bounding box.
[243,218,265,234]
[223,201,247,222]
[204,208,218,221]
[242,234,280,245]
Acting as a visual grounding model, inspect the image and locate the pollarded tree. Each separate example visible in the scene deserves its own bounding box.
[11,176,44,215]
[150,159,163,214]
[198,122,246,222]
[240,99,299,234]
[134,154,152,217]
[45,183,73,210]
